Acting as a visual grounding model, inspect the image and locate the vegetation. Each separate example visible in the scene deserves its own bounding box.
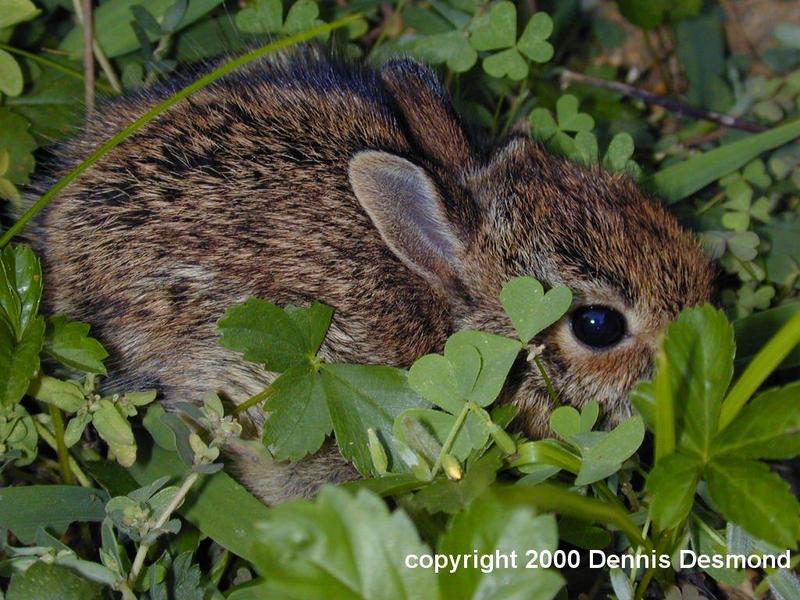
[2,0,800,598]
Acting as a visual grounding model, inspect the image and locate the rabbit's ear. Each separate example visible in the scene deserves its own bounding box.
[380,60,476,171]
[349,151,464,292]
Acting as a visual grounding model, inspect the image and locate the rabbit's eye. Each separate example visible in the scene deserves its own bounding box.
[570,306,626,349]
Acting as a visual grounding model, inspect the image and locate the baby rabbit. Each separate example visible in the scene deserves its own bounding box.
[32,53,714,503]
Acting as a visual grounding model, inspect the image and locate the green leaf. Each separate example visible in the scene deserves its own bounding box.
[218,298,332,372]
[550,405,580,440]
[0,0,40,29]
[469,1,516,51]
[250,487,437,599]
[603,133,635,171]
[92,399,137,467]
[262,365,331,461]
[663,305,734,459]
[707,458,800,549]
[0,485,107,544]
[44,315,109,374]
[6,562,101,600]
[1,244,43,338]
[734,304,800,370]
[0,316,44,407]
[650,118,800,203]
[438,490,563,599]
[236,0,282,33]
[645,452,702,530]
[0,50,23,97]
[712,382,800,459]
[6,63,85,144]
[529,108,558,141]
[452,332,521,406]
[517,12,554,63]
[500,277,572,344]
[282,0,323,35]
[413,31,478,73]
[556,95,594,133]
[0,402,38,466]
[0,109,35,184]
[407,353,462,414]
[414,451,501,515]
[59,0,225,58]
[615,0,667,29]
[482,47,528,80]
[320,364,427,475]
[573,416,645,485]
[27,375,85,412]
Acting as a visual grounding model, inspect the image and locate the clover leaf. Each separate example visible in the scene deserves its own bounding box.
[469,3,554,80]
[500,277,572,344]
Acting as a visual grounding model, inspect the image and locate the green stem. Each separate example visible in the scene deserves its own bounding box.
[231,383,276,417]
[128,470,199,584]
[0,42,116,94]
[719,309,800,430]
[653,349,675,461]
[533,355,561,406]
[0,15,360,248]
[48,405,76,486]
[431,402,471,477]
[34,420,92,487]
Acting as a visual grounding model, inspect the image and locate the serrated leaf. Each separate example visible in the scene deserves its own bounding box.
[262,364,331,461]
[500,277,573,344]
[707,458,800,548]
[438,489,563,599]
[45,315,108,374]
[320,363,426,475]
[250,487,437,599]
[0,109,36,184]
[712,382,800,459]
[218,298,332,372]
[664,305,734,459]
[646,452,702,529]
[0,316,44,407]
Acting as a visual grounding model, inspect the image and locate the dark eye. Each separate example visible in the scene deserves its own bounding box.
[570,306,627,349]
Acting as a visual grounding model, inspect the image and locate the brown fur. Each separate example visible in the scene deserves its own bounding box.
[31,52,714,503]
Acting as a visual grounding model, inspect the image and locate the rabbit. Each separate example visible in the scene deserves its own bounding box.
[31,52,714,504]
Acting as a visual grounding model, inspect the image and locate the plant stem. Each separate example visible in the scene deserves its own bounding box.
[231,383,276,417]
[719,309,800,429]
[48,405,76,486]
[69,0,121,94]
[34,420,92,487]
[431,402,471,477]
[561,69,767,133]
[533,356,561,406]
[0,42,115,94]
[128,470,199,584]
[653,349,675,461]
[0,15,360,248]
[81,0,95,114]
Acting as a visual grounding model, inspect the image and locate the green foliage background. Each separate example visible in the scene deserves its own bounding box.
[1,0,800,599]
